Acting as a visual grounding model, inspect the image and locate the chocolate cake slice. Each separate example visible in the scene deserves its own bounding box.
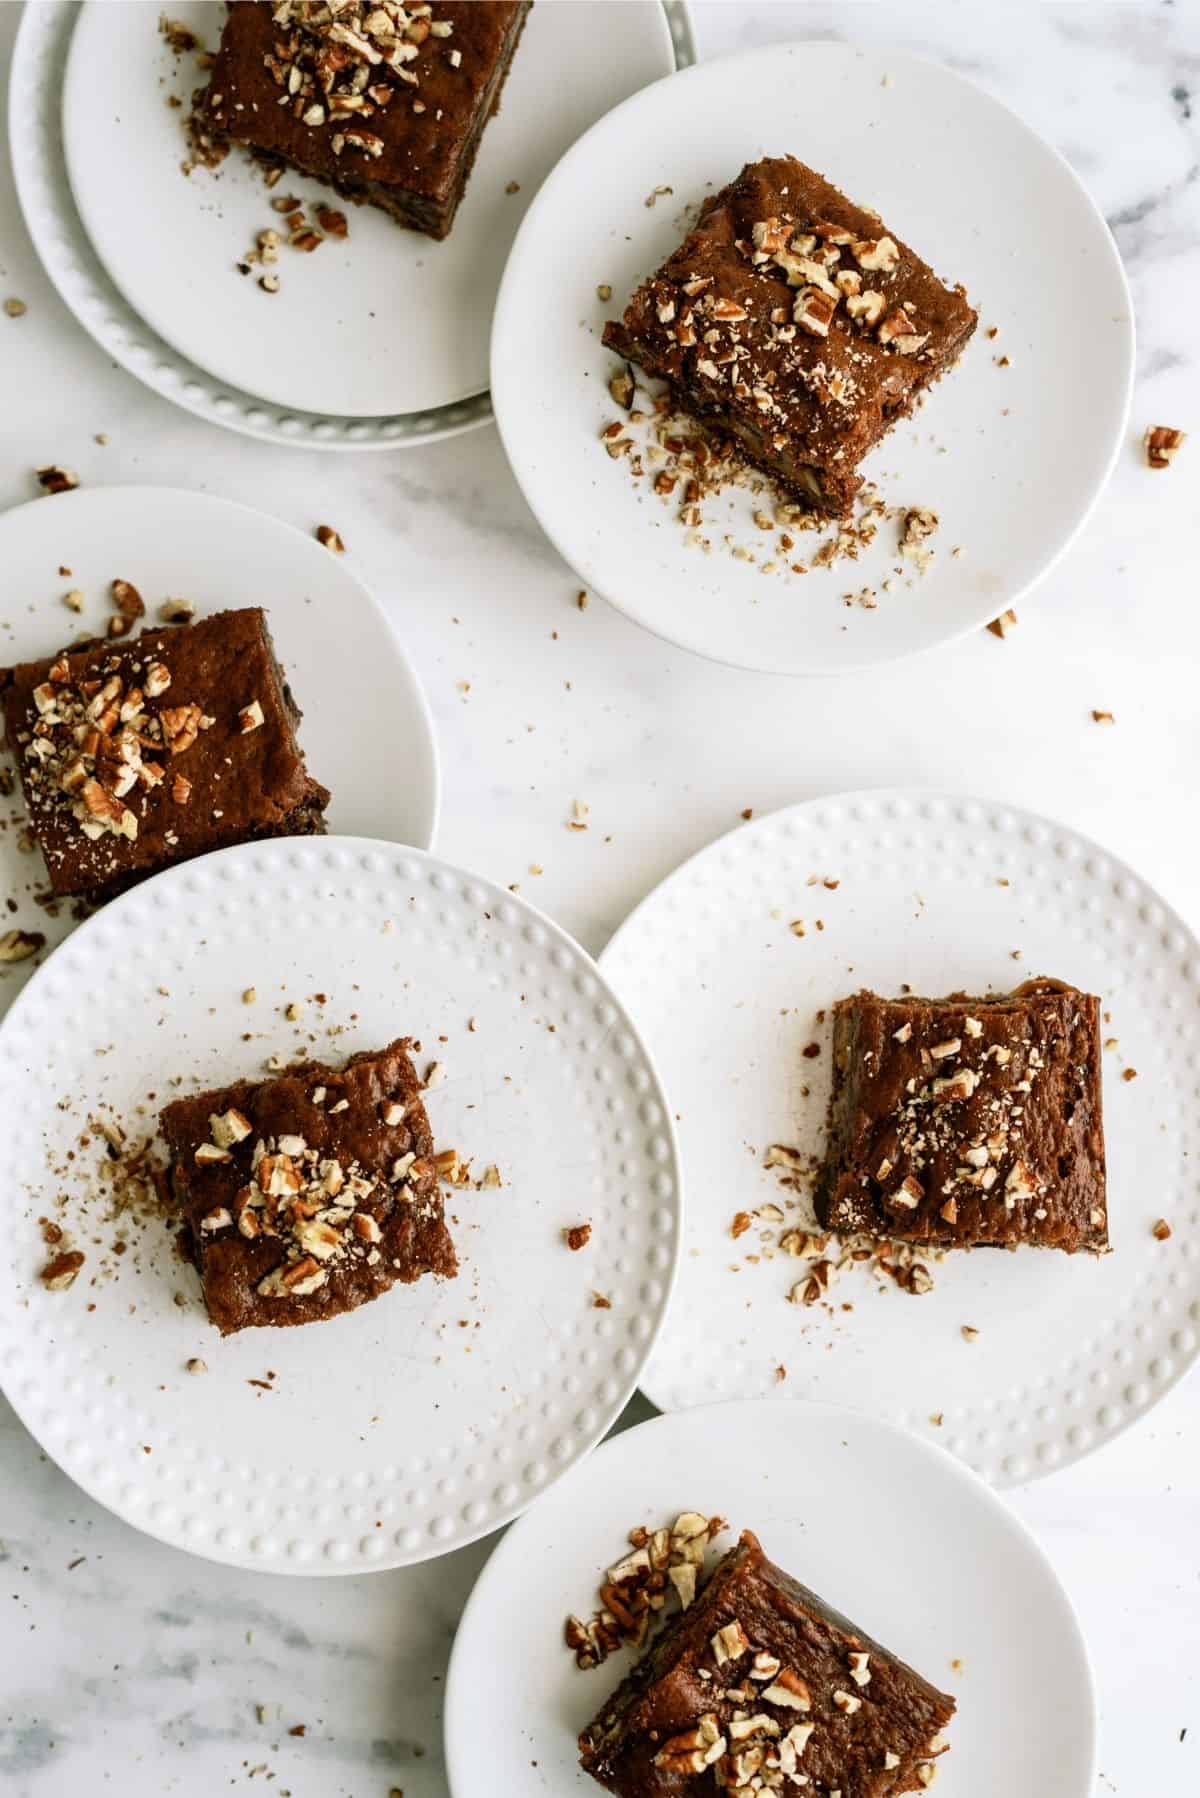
[160,1039,456,1334]
[580,1530,954,1797]
[815,979,1108,1253]
[603,154,976,518]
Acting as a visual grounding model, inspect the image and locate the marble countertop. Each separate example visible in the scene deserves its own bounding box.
[1,2,1198,1793]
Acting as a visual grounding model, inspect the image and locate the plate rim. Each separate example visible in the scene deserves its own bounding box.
[597,785,1200,1482]
[443,1395,1099,1798]
[9,0,697,450]
[0,833,685,1575]
[0,479,443,850]
[490,38,1135,676]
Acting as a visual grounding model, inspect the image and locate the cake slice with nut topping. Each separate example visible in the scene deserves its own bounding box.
[816,980,1108,1253]
[0,607,329,906]
[579,1529,954,1797]
[160,1039,456,1334]
[602,155,976,519]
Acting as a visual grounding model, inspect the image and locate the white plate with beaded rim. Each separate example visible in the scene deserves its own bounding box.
[598,790,1200,1487]
[492,41,1133,673]
[0,835,682,1573]
[445,1400,1097,1798]
[10,1,694,446]
[0,485,439,1024]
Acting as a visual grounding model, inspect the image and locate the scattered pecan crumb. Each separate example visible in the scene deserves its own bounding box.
[1152,1218,1172,1241]
[4,297,27,318]
[186,1357,208,1374]
[564,1223,592,1251]
[1144,425,1186,469]
[960,1324,979,1343]
[1091,709,1114,725]
[159,597,195,623]
[596,283,612,302]
[1122,1067,1138,1082]
[730,1211,752,1239]
[987,609,1018,639]
[316,524,345,553]
[505,180,520,195]
[565,1509,724,1668]
[111,578,145,618]
[591,1292,611,1309]
[741,807,753,821]
[0,928,45,963]
[577,590,589,610]
[36,465,79,495]
[802,1042,821,1059]
[40,1250,85,1291]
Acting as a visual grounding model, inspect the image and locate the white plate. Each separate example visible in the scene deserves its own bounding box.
[445,1400,1097,1798]
[492,43,1133,674]
[12,1,690,441]
[0,486,438,1022]
[599,791,1200,1486]
[0,836,681,1573]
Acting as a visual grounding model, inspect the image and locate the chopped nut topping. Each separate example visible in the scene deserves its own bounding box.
[316,524,346,553]
[761,1669,811,1710]
[793,286,837,338]
[832,1689,861,1713]
[238,700,265,733]
[848,1651,872,1686]
[712,1619,752,1665]
[852,235,899,272]
[987,608,1018,639]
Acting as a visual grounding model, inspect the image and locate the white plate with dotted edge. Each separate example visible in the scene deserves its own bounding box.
[599,791,1200,1486]
[492,42,1133,672]
[11,1,693,446]
[0,837,681,1574]
[0,485,439,1025]
[446,1400,1096,1798]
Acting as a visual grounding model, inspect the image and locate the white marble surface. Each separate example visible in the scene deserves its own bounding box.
[1,2,1198,1793]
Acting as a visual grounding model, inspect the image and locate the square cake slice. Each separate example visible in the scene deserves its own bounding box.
[159,1039,457,1334]
[815,979,1108,1253]
[580,1529,954,1798]
[603,154,976,518]
[1,608,330,907]
[202,1,532,241]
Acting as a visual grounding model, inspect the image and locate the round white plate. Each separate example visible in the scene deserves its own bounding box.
[0,836,681,1573]
[599,791,1200,1486]
[10,2,692,446]
[492,43,1133,674]
[445,1400,1097,1798]
[0,486,438,1022]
